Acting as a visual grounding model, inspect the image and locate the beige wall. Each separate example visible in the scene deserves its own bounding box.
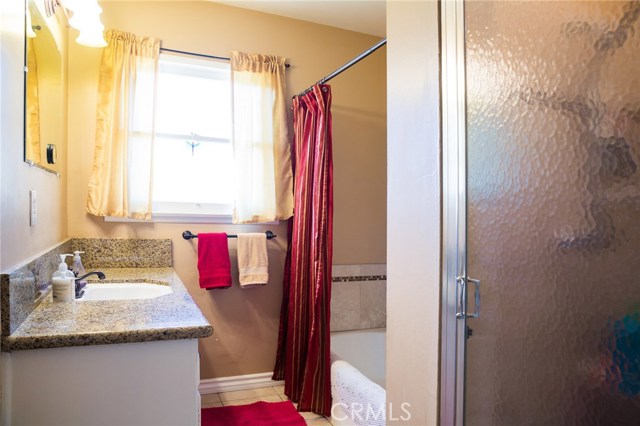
[387,1,441,425]
[67,1,386,379]
[1,0,68,272]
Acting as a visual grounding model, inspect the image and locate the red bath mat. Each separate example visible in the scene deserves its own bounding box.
[201,400,307,426]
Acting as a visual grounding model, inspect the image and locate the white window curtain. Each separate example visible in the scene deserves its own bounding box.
[230,51,294,224]
[87,30,160,220]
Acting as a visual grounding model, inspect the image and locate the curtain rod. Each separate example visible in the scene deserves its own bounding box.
[159,47,291,68]
[295,38,387,98]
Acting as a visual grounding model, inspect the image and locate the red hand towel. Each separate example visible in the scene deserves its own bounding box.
[197,233,232,289]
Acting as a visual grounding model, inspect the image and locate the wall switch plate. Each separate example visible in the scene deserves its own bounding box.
[30,190,37,226]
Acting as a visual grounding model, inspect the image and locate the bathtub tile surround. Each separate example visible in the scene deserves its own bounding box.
[331,283,361,331]
[331,263,386,282]
[71,238,172,268]
[330,264,386,331]
[360,281,386,329]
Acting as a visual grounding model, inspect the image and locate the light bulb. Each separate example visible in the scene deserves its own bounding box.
[69,9,104,31]
[63,0,101,14]
[76,28,107,48]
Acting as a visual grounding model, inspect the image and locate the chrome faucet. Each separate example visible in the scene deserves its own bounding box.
[75,271,106,298]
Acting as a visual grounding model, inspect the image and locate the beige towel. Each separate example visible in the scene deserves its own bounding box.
[237,233,269,287]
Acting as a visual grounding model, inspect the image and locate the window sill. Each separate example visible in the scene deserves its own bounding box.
[104,214,280,225]
[105,213,234,224]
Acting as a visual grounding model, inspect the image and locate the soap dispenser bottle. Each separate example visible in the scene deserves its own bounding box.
[72,251,86,277]
[72,251,88,295]
[52,254,75,302]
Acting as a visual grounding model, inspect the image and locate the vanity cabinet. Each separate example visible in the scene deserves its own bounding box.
[3,340,200,425]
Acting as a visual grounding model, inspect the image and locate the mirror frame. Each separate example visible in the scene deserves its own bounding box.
[23,0,63,177]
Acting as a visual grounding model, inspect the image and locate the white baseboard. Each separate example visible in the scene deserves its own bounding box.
[199,372,284,395]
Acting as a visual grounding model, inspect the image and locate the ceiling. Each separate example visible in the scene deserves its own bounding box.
[213,1,386,37]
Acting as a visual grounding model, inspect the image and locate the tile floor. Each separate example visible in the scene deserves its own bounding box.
[200,385,334,426]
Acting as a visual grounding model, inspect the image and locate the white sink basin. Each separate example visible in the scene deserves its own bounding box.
[78,283,172,301]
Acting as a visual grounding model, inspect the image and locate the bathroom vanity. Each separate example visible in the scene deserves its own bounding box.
[2,268,212,426]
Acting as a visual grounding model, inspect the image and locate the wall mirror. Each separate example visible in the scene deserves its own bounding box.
[24,0,68,176]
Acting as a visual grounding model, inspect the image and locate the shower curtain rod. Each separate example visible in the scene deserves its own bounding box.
[296,38,387,97]
[159,47,291,68]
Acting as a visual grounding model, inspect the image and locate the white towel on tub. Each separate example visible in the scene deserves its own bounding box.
[331,357,386,426]
[237,233,268,287]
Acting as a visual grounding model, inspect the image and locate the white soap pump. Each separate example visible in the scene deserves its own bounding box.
[52,254,75,302]
[72,251,86,277]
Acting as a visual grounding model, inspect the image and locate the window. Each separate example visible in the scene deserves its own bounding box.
[151,54,233,221]
[104,52,284,224]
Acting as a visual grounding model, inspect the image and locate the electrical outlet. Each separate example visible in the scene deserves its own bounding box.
[30,190,37,226]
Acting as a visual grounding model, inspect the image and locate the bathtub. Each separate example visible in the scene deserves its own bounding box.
[330,328,386,426]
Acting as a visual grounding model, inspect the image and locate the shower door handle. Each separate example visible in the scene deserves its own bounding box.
[456,276,466,318]
[456,276,480,319]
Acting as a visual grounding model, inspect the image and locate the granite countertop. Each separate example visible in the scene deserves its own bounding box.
[3,268,213,352]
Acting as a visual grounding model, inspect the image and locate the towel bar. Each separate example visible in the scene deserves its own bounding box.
[182,230,276,240]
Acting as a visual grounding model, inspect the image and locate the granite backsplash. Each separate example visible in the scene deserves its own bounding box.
[70,238,172,268]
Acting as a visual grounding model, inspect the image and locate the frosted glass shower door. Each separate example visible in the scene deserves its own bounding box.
[464,1,640,425]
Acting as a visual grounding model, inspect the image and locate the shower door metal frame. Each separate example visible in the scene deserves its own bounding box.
[440,0,468,425]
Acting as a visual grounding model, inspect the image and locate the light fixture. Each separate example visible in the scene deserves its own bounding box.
[76,24,107,48]
[62,0,107,48]
[60,0,100,14]
[67,3,102,30]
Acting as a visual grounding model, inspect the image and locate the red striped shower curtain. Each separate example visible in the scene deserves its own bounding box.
[273,84,333,416]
